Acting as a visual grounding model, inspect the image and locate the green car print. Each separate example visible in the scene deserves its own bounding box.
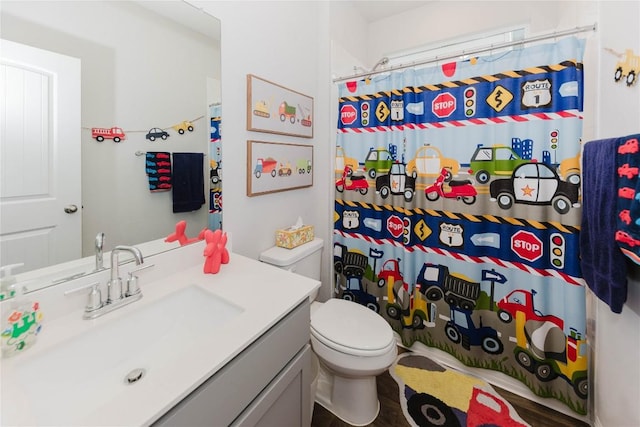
[469,145,528,184]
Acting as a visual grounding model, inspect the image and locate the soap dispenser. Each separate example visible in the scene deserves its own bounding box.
[0,263,23,300]
[1,280,43,358]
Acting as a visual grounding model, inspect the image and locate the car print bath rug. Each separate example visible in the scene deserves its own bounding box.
[390,353,530,427]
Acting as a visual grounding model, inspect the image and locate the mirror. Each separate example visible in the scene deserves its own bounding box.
[0,1,221,291]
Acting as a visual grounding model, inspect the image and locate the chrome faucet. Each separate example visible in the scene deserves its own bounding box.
[108,245,144,303]
[64,245,153,319]
[94,232,105,271]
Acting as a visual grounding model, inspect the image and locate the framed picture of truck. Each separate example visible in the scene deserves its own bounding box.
[247,140,313,196]
[246,74,314,138]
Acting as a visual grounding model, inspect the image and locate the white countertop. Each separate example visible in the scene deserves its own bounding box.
[0,242,320,426]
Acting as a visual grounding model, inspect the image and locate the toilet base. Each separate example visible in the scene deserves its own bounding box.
[314,360,380,426]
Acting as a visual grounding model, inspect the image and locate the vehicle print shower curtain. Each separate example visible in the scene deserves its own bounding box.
[333,37,588,415]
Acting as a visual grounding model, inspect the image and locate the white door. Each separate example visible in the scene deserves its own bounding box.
[1,39,81,272]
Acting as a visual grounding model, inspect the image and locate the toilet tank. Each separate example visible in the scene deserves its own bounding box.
[259,238,323,280]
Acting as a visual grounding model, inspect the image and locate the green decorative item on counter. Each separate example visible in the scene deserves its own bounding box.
[1,282,43,357]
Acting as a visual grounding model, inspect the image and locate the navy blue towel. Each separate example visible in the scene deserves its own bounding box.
[580,138,628,313]
[172,153,205,213]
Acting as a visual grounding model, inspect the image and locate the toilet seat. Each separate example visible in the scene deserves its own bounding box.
[311,329,397,358]
[311,299,395,357]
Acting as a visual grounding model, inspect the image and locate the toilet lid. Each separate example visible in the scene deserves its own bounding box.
[311,299,394,354]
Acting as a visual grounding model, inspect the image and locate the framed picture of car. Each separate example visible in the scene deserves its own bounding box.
[246,74,314,138]
[247,140,313,196]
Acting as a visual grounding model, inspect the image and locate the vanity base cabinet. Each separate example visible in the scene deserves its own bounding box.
[153,300,311,427]
[232,344,311,427]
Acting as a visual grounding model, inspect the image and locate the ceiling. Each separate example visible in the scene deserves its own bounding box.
[137,1,427,38]
[133,1,220,40]
[347,1,433,23]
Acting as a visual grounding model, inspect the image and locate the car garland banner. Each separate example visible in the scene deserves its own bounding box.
[333,36,588,415]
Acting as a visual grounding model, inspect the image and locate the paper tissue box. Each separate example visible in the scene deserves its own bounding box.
[276,224,314,249]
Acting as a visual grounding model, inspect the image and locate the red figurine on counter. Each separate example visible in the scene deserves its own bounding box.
[203,229,229,274]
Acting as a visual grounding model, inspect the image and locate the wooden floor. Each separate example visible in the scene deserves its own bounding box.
[311,349,590,427]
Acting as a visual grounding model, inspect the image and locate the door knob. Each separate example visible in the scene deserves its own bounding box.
[64,204,78,214]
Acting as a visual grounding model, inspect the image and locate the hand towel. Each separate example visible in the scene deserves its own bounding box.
[172,152,205,213]
[145,152,172,192]
[614,134,640,264]
[580,138,628,313]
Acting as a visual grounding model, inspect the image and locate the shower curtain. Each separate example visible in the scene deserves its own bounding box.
[209,103,222,230]
[333,37,587,415]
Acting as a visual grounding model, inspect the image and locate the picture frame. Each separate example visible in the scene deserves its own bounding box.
[247,140,313,196]
[246,74,314,138]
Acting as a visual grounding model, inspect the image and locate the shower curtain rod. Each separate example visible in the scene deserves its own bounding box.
[332,23,596,83]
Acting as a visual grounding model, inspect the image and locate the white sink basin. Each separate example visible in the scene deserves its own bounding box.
[11,285,243,425]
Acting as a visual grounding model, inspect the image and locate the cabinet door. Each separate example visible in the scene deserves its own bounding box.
[232,344,311,427]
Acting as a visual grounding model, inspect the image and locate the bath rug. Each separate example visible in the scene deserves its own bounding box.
[390,352,530,427]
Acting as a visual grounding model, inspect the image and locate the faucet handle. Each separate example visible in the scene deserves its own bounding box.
[64,281,103,313]
[86,282,103,312]
[126,264,154,297]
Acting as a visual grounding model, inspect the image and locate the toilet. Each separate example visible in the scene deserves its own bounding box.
[259,238,397,426]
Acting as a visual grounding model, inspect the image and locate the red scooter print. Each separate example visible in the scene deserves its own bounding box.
[425,168,477,205]
[336,166,369,195]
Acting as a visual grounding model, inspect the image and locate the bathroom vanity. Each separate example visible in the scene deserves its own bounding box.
[154,300,312,426]
[0,241,319,426]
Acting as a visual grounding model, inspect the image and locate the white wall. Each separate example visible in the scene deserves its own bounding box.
[592,2,640,426]
[365,1,598,68]
[330,1,639,425]
[329,1,370,79]
[193,1,334,300]
[0,1,218,256]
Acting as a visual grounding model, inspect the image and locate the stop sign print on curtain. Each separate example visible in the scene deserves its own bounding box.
[432,92,456,118]
[340,104,357,126]
[511,230,543,262]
